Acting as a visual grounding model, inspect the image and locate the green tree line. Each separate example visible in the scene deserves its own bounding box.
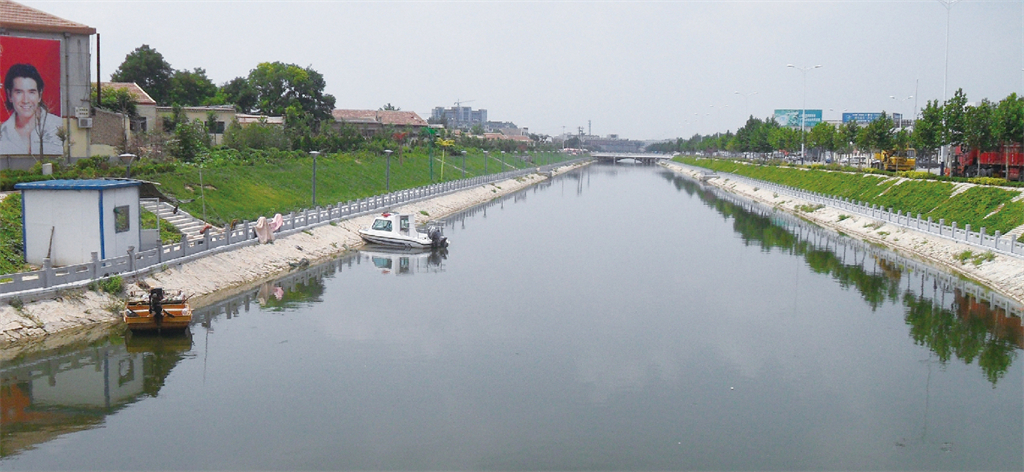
[649,90,1023,162]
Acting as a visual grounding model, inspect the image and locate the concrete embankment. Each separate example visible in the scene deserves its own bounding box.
[0,163,589,351]
[661,161,1024,307]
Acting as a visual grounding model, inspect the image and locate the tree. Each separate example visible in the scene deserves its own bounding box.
[167,68,217,106]
[857,112,895,154]
[223,119,290,151]
[912,99,944,160]
[380,103,400,111]
[247,62,336,126]
[943,88,969,149]
[92,85,138,118]
[169,119,210,162]
[964,99,996,152]
[807,122,837,159]
[111,45,173,104]
[214,77,259,113]
[993,93,1024,148]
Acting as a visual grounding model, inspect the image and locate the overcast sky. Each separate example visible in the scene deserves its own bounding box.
[20,0,1024,140]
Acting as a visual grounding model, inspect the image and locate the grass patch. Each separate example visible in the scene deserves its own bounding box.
[141,208,183,244]
[679,156,1024,235]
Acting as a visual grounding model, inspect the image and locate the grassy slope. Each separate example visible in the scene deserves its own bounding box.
[0,149,564,274]
[154,149,559,226]
[679,157,1024,236]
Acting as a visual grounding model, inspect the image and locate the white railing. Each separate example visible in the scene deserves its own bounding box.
[0,158,586,302]
[680,162,1024,259]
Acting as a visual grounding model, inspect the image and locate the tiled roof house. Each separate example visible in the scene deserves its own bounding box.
[0,0,96,35]
[331,109,428,138]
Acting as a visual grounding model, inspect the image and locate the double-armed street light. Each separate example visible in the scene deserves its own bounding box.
[889,95,914,130]
[787,63,823,161]
[734,91,757,120]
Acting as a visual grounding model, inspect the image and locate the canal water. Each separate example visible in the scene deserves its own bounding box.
[2,163,1022,470]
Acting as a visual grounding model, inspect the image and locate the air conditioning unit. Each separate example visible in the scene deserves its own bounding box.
[77,117,92,128]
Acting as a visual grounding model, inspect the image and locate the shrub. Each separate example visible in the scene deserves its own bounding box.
[100,275,124,295]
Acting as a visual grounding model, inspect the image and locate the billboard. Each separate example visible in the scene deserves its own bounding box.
[842,112,903,124]
[774,109,822,129]
[0,36,64,156]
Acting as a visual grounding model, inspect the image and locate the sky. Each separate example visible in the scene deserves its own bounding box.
[18,0,1024,141]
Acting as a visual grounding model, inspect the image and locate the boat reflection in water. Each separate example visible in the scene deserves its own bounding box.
[362,246,448,276]
[0,331,192,457]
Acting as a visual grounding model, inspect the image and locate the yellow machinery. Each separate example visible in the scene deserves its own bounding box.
[872,148,917,172]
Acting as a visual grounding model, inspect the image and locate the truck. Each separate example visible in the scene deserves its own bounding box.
[952,144,1024,180]
[871,149,917,172]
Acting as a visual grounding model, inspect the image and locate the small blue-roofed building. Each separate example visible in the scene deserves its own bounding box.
[14,179,142,266]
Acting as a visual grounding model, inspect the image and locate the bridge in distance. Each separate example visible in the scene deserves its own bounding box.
[589,152,674,164]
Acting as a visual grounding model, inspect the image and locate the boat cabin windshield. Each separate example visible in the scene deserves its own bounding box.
[371,219,393,231]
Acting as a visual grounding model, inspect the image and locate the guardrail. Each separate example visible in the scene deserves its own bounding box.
[0,158,587,302]
[676,162,1024,259]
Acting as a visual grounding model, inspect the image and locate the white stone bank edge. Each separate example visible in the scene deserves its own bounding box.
[1,159,588,305]
[662,160,1024,310]
[0,161,591,344]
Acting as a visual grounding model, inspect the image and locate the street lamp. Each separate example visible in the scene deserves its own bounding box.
[787,63,822,162]
[501,151,506,173]
[483,150,489,175]
[461,150,467,179]
[119,153,137,178]
[383,149,392,192]
[889,95,913,130]
[309,151,320,207]
[937,0,963,174]
[734,91,757,120]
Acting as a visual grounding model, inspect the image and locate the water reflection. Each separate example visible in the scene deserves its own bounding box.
[362,246,448,276]
[663,170,1022,385]
[0,332,191,457]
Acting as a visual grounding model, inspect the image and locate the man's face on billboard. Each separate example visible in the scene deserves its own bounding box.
[9,77,41,119]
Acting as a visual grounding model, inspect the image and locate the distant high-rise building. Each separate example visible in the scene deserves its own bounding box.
[431,106,487,129]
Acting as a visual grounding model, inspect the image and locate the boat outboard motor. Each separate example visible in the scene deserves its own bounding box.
[148,288,164,320]
[427,226,447,247]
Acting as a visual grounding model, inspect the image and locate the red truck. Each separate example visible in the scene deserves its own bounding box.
[953,144,1024,180]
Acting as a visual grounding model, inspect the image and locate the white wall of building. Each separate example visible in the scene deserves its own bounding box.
[21,186,140,266]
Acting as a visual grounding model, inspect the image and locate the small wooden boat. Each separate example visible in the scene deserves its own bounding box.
[123,288,192,332]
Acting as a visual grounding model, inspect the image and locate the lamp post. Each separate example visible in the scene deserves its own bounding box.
[501,151,505,173]
[119,153,137,178]
[788,63,822,162]
[734,91,757,120]
[383,149,392,192]
[461,150,467,179]
[309,151,319,207]
[483,150,488,175]
[889,95,913,130]
[937,0,962,174]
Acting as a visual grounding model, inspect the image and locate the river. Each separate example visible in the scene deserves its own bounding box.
[2,162,1021,470]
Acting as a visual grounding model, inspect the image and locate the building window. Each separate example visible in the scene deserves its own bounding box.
[114,206,130,233]
[212,121,225,134]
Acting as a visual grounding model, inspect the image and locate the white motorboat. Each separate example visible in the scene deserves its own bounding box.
[358,212,448,248]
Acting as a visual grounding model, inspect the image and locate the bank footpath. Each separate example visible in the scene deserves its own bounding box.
[662,161,1024,307]
[0,163,589,349]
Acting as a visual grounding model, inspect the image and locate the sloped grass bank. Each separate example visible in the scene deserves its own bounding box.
[679,157,1024,237]
[152,149,557,226]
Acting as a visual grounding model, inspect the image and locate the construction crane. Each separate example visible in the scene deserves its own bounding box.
[452,99,476,128]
